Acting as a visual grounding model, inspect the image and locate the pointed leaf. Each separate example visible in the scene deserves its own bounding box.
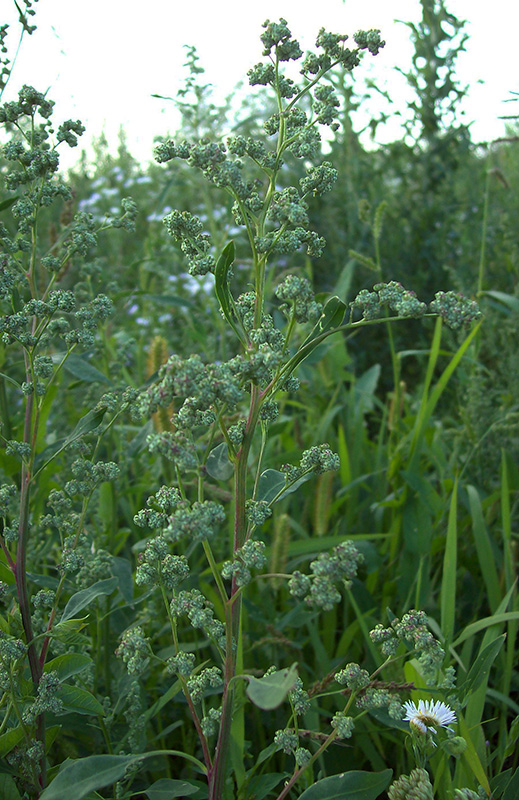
[52,353,112,384]
[143,779,199,799]
[297,769,392,800]
[458,635,506,703]
[39,754,145,800]
[256,469,313,504]
[282,296,347,377]
[0,196,20,213]
[0,773,22,800]
[44,653,92,682]
[64,406,108,445]
[246,663,298,710]
[256,470,286,503]
[0,725,24,758]
[502,766,519,800]
[214,241,246,344]
[206,442,234,480]
[61,577,118,622]
[57,684,105,716]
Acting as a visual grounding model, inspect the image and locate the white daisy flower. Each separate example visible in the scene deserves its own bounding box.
[403,699,457,735]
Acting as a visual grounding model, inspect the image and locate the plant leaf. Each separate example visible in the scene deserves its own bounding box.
[61,577,118,622]
[39,755,146,800]
[0,773,22,800]
[57,684,105,716]
[281,296,347,379]
[297,768,393,799]
[0,726,24,758]
[44,653,92,682]
[458,635,506,703]
[143,779,199,799]
[245,663,298,710]
[214,241,246,345]
[206,442,234,480]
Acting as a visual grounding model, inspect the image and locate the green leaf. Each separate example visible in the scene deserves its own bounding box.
[52,353,112,385]
[248,773,286,800]
[61,577,118,622]
[39,755,146,800]
[481,290,519,314]
[256,469,285,503]
[353,365,380,414]
[502,766,519,800]
[256,469,312,504]
[143,779,199,799]
[0,725,24,758]
[297,769,392,800]
[440,480,458,645]
[245,663,298,710]
[40,751,204,800]
[206,442,234,480]
[44,653,92,682]
[0,774,22,800]
[214,241,246,345]
[458,635,506,703]
[282,296,347,379]
[65,406,108,442]
[467,485,501,613]
[0,196,19,213]
[110,556,134,603]
[57,684,105,716]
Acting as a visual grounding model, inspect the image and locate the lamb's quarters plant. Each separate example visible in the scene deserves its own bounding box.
[1,11,509,800]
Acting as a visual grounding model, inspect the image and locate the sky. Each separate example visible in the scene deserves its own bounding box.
[2,0,518,170]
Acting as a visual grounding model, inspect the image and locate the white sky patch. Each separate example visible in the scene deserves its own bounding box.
[2,0,518,170]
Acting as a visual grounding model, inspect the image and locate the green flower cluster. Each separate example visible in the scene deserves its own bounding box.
[351,282,427,321]
[187,666,222,703]
[146,431,198,471]
[64,458,119,496]
[167,650,195,677]
[115,626,150,676]
[429,291,482,329]
[388,768,434,800]
[201,707,222,737]
[162,209,215,276]
[135,536,190,589]
[282,443,340,482]
[335,662,370,691]
[245,500,272,527]
[0,637,26,690]
[370,610,445,683]
[275,275,322,323]
[138,354,242,431]
[170,590,225,648]
[331,712,354,739]
[164,500,225,544]
[133,486,182,530]
[355,688,402,719]
[351,283,482,330]
[221,538,267,587]
[274,729,298,754]
[288,677,310,715]
[22,671,64,724]
[288,540,364,610]
[0,290,112,349]
[255,227,326,259]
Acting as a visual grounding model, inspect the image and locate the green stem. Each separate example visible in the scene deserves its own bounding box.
[207,384,262,800]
